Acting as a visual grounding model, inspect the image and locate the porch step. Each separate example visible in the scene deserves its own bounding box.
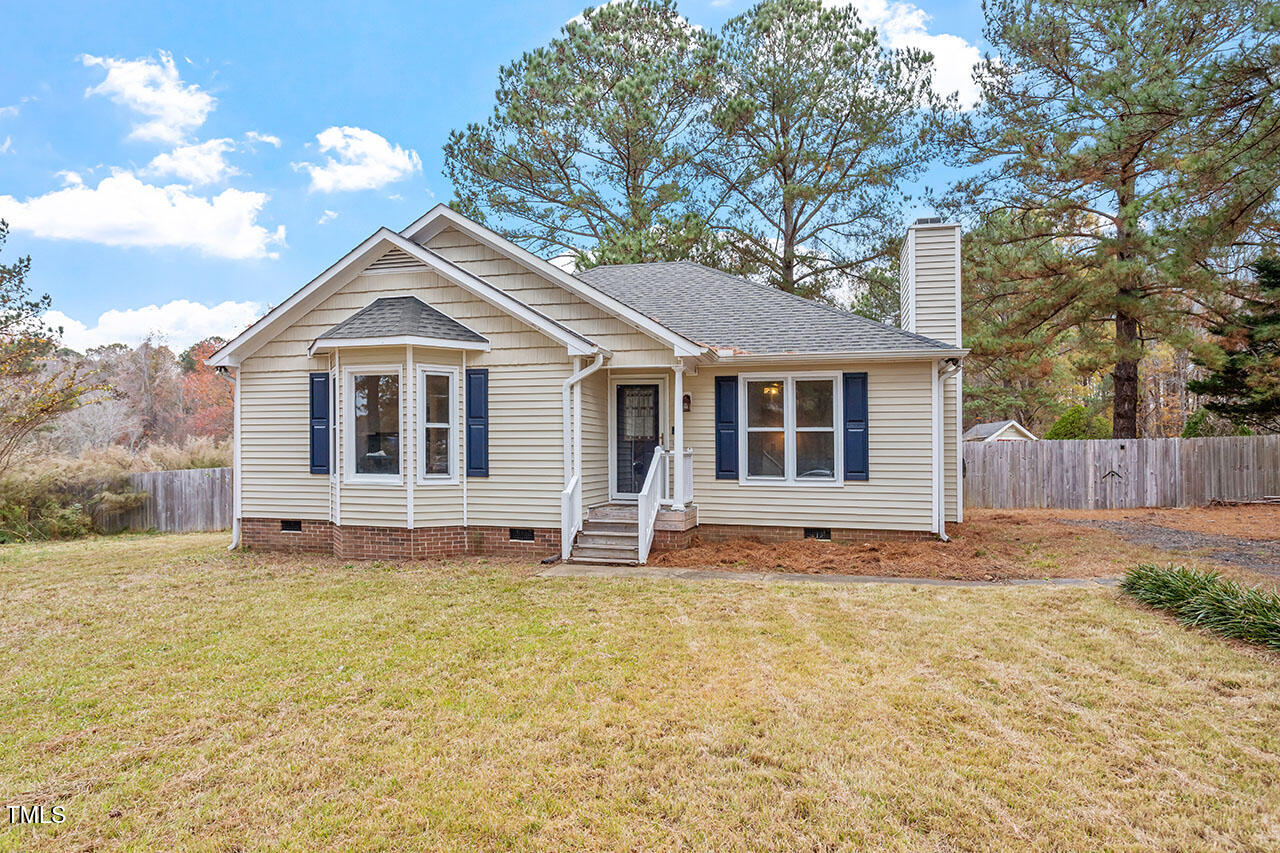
[576,529,637,547]
[588,502,639,521]
[567,543,640,564]
[580,518,638,534]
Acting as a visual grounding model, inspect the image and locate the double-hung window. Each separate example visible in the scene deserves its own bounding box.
[739,373,841,483]
[348,368,402,482]
[418,366,458,482]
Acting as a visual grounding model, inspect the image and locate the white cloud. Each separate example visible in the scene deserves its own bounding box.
[0,106,17,118]
[840,0,983,107]
[245,130,281,147]
[45,299,264,351]
[143,138,238,185]
[81,51,215,144]
[0,137,11,155]
[294,126,421,192]
[0,171,285,259]
[317,209,338,224]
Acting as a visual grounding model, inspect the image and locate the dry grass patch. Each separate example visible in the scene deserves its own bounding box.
[1,533,1278,851]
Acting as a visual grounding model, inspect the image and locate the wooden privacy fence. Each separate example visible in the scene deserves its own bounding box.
[96,467,233,533]
[964,435,1280,509]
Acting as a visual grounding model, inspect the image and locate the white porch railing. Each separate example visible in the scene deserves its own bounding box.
[637,447,667,564]
[560,472,582,560]
[659,449,694,508]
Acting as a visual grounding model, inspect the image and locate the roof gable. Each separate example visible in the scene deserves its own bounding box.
[209,229,603,367]
[400,205,704,357]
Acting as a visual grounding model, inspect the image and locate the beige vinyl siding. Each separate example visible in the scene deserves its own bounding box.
[238,260,578,529]
[910,225,960,346]
[238,368,330,520]
[687,361,935,531]
[425,227,679,368]
[467,364,572,528]
[580,368,610,510]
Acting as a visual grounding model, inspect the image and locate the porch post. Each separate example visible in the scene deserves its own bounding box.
[672,361,685,511]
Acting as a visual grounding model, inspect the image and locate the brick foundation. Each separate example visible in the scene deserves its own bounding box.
[243,516,929,561]
[241,517,560,561]
[649,522,932,554]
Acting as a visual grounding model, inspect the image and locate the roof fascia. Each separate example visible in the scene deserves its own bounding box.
[710,348,967,366]
[309,335,491,357]
[401,205,705,358]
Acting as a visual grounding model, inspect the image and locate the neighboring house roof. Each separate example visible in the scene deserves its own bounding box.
[575,261,959,356]
[209,228,604,367]
[310,296,490,354]
[963,420,1038,441]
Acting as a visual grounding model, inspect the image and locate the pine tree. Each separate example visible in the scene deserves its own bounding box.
[442,0,724,264]
[947,0,1280,438]
[706,0,949,300]
[1188,258,1280,432]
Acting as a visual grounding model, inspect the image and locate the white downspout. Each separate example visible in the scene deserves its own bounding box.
[562,352,605,486]
[934,358,962,541]
[228,365,242,549]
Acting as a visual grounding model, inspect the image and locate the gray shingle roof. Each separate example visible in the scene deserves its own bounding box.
[963,420,1016,440]
[317,296,487,344]
[575,261,956,354]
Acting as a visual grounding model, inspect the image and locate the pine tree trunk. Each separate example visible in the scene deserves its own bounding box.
[1113,311,1140,438]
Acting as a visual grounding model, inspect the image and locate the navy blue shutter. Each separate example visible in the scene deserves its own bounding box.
[843,372,869,481]
[308,372,330,475]
[465,368,489,477]
[714,375,738,479]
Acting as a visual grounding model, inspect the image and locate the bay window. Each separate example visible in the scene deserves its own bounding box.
[739,373,841,483]
[349,369,401,481]
[418,366,458,481]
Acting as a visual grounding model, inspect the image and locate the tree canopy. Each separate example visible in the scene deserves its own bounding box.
[1188,257,1280,432]
[443,0,724,266]
[945,0,1280,438]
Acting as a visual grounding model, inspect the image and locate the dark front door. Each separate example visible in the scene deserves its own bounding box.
[615,383,661,496]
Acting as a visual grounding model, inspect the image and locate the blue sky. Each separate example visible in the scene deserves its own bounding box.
[0,0,985,351]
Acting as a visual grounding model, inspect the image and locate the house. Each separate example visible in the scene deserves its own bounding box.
[208,207,966,562]
[963,420,1038,442]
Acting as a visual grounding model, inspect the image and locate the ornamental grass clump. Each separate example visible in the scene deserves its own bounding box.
[1121,565,1280,650]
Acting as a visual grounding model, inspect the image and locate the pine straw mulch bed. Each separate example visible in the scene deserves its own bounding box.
[650,509,1275,584]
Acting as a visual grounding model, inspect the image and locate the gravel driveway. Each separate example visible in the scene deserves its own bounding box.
[1067,519,1280,576]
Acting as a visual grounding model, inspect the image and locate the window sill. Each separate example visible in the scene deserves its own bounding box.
[415,476,460,487]
[345,475,403,486]
[737,477,844,488]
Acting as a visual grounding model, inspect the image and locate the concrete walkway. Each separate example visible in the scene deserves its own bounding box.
[538,563,1119,588]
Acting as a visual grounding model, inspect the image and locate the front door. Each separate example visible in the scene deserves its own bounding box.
[615,383,661,497]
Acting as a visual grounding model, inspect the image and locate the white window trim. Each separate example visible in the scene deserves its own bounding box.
[737,371,843,487]
[416,364,460,485]
[344,363,404,485]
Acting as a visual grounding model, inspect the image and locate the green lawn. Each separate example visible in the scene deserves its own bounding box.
[2,533,1277,851]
